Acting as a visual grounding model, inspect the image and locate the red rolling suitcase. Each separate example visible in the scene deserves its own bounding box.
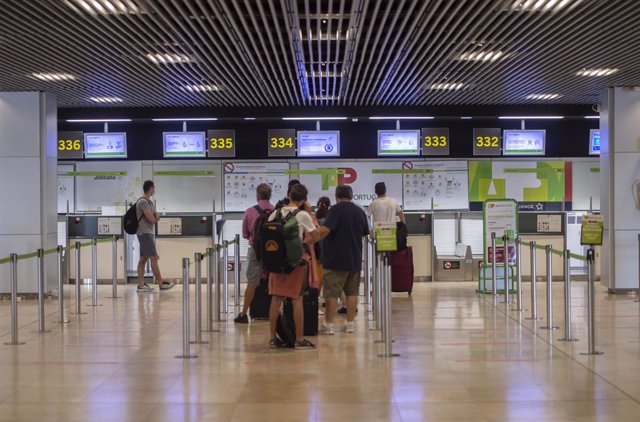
[391,246,414,295]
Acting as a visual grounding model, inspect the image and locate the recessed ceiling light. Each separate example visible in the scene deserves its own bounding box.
[89,96,124,103]
[65,0,140,15]
[510,0,583,12]
[525,93,562,100]
[457,51,506,62]
[145,53,191,64]
[151,118,217,122]
[67,119,131,122]
[430,82,464,90]
[182,84,218,92]
[282,117,347,121]
[244,117,256,120]
[584,115,599,119]
[499,116,564,120]
[31,72,76,81]
[369,116,434,120]
[576,68,619,77]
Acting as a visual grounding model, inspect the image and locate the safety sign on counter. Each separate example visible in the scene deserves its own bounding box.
[580,215,603,246]
[375,222,397,252]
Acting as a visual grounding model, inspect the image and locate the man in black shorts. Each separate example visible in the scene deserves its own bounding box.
[135,180,175,292]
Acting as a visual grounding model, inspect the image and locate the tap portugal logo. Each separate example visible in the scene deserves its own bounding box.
[318,167,357,189]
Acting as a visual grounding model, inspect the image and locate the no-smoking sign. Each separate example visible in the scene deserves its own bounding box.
[402,161,414,170]
[224,162,235,173]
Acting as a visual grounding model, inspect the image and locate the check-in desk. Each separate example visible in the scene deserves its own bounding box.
[433,243,474,281]
[517,212,567,281]
[404,213,432,281]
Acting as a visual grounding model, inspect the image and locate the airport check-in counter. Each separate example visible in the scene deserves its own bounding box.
[433,243,474,281]
[516,212,567,281]
[404,213,433,281]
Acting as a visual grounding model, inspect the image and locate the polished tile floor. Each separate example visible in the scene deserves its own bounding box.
[0,280,639,422]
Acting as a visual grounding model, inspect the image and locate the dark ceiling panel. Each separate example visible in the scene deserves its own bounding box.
[0,0,636,108]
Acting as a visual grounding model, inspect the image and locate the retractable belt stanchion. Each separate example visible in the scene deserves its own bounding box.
[363,237,370,306]
[223,241,229,314]
[215,246,223,322]
[107,236,120,299]
[4,254,24,345]
[541,245,559,330]
[234,235,241,314]
[526,241,539,320]
[73,242,86,315]
[379,252,400,358]
[176,258,197,359]
[36,249,50,333]
[491,232,498,299]
[502,235,510,304]
[57,246,69,323]
[375,247,383,331]
[205,247,219,332]
[514,238,523,312]
[637,234,640,303]
[369,240,378,326]
[559,249,578,342]
[191,253,208,344]
[89,239,100,307]
[581,249,603,355]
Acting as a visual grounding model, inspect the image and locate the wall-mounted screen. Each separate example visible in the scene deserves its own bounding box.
[297,131,340,157]
[84,133,127,159]
[377,130,421,156]
[503,130,545,156]
[589,129,600,155]
[163,132,206,158]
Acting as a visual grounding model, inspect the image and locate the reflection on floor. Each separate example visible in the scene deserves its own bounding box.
[0,281,639,422]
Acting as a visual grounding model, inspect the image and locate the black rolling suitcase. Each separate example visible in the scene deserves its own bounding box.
[283,288,319,337]
[249,279,270,320]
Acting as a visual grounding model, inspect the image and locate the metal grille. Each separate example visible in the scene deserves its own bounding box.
[0,0,637,108]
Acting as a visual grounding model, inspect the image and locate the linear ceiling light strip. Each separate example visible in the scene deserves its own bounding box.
[280,0,311,105]
[338,0,367,105]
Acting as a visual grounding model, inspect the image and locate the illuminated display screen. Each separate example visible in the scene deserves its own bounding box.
[377,130,421,156]
[503,130,546,156]
[163,132,206,158]
[84,133,127,158]
[589,129,600,155]
[297,131,340,157]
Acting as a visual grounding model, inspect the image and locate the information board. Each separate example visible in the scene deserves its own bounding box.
[503,130,546,156]
[297,131,340,157]
[589,129,601,155]
[581,214,603,245]
[163,132,206,158]
[473,128,502,156]
[207,129,236,158]
[483,199,518,264]
[84,133,127,159]
[377,130,421,156]
[58,131,84,159]
[421,127,450,156]
[157,217,183,236]
[268,129,296,157]
[223,162,290,212]
[402,161,469,210]
[97,217,122,236]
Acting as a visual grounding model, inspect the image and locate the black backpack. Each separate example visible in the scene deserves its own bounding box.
[396,221,408,251]
[123,198,144,235]
[251,206,272,260]
[260,209,303,275]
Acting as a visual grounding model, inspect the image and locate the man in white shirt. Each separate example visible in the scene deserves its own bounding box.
[368,182,405,225]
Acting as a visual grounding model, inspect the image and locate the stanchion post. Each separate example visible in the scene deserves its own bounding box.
[73,242,86,315]
[375,249,383,331]
[581,249,603,355]
[205,248,219,332]
[36,249,50,333]
[4,254,24,345]
[541,245,559,330]
[107,236,120,299]
[636,234,640,303]
[223,241,229,314]
[514,238,523,311]
[234,234,241,314]
[215,246,223,322]
[176,258,197,359]
[191,253,208,344]
[363,237,370,306]
[379,253,400,358]
[526,241,539,320]
[370,240,378,326]
[559,250,578,342]
[491,232,497,298]
[57,246,69,323]
[88,239,99,307]
[502,235,510,304]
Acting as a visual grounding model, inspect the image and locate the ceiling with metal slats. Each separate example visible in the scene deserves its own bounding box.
[0,0,637,108]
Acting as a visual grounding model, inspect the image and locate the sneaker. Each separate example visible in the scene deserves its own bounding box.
[319,323,335,335]
[295,339,316,349]
[159,282,176,291]
[269,338,286,349]
[234,313,249,324]
[343,321,355,334]
[137,283,154,292]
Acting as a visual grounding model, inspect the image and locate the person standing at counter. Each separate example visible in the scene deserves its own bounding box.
[234,183,274,324]
[275,179,301,209]
[136,180,175,292]
[368,182,405,226]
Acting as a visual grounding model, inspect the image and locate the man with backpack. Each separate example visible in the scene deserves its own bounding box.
[234,183,274,324]
[135,180,175,292]
[264,184,318,349]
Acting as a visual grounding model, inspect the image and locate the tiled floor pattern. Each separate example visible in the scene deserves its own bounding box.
[0,281,639,421]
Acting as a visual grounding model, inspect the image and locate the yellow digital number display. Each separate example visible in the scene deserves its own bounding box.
[423,135,448,148]
[475,136,499,148]
[269,137,294,149]
[58,139,82,151]
[210,137,234,149]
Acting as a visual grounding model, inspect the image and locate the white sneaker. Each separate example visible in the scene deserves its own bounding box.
[137,283,154,292]
[319,323,335,335]
[343,321,355,334]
